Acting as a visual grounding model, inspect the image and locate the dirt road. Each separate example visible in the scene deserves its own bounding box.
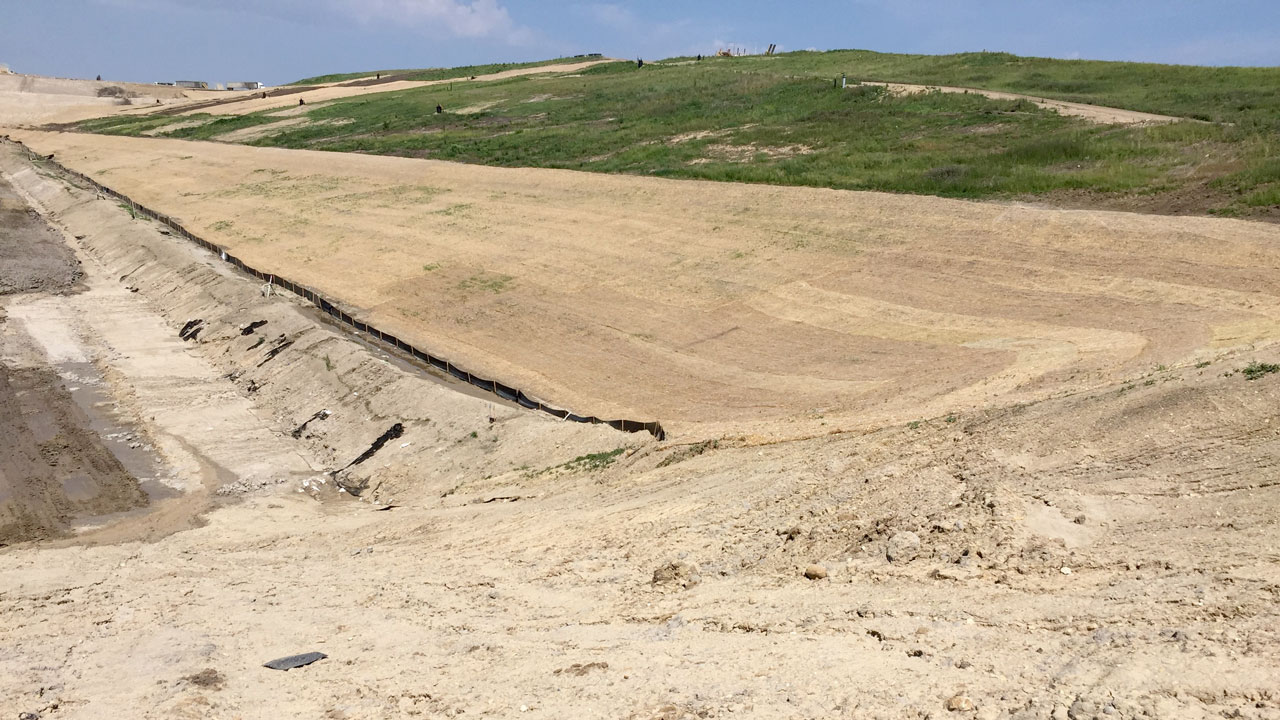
[12,130,1280,439]
[859,81,1185,125]
[151,59,621,117]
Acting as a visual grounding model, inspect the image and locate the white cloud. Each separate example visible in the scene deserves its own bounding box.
[581,3,635,30]
[337,0,529,41]
[89,0,533,43]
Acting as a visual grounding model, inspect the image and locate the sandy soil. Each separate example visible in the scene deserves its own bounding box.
[0,73,198,126]
[11,130,1280,441]
[0,115,1278,718]
[860,82,1183,125]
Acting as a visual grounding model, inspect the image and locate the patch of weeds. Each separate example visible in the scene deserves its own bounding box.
[209,219,234,232]
[323,354,334,371]
[907,420,922,430]
[469,430,478,438]
[1241,361,1280,380]
[432,203,473,217]
[1143,378,1156,386]
[543,447,626,474]
[944,414,957,423]
[1195,360,1211,369]
[1118,383,1136,393]
[458,272,514,294]
[422,262,441,272]
[117,202,138,220]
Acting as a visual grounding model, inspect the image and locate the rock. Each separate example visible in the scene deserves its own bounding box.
[886,531,921,564]
[652,561,700,589]
[1067,697,1097,720]
[932,566,980,581]
[803,564,828,580]
[946,694,977,712]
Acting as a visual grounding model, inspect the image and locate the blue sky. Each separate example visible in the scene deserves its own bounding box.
[2,1,1278,85]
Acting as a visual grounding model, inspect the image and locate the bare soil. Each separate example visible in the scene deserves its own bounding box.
[0,171,81,294]
[0,172,140,544]
[11,130,1280,441]
[0,129,1277,720]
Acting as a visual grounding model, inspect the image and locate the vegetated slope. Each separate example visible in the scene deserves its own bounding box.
[14,130,1280,440]
[290,55,607,86]
[723,49,1280,127]
[73,50,1280,219]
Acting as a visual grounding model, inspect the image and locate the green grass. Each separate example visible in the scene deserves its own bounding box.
[672,49,1280,128]
[71,49,1280,218]
[557,448,626,472]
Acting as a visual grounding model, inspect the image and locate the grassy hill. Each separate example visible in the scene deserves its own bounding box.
[289,55,605,86]
[73,50,1280,219]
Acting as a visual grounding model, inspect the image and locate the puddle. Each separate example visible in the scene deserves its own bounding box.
[59,360,176,505]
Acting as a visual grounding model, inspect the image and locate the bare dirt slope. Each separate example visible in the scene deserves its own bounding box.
[860,82,1183,125]
[0,73,198,126]
[0,133,1277,719]
[12,130,1280,439]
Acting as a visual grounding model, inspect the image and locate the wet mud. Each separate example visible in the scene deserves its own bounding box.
[0,362,148,545]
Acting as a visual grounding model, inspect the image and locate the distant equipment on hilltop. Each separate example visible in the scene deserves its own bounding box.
[175,80,209,89]
[715,44,776,58]
[0,64,11,74]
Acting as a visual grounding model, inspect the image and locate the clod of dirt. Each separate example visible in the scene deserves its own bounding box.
[652,561,700,589]
[886,531,921,564]
[803,564,828,580]
[553,662,608,676]
[181,668,226,689]
[945,694,976,712]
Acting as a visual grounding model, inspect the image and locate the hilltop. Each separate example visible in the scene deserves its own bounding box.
[66,48,1280,219]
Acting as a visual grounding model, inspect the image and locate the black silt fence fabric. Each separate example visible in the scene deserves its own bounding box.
[4,139,665,440]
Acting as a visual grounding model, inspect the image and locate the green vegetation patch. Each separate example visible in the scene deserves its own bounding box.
[69,49,1280,218]
[1241,361,1280,380]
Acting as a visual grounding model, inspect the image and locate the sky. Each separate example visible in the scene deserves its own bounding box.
[2,0,1278,85]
